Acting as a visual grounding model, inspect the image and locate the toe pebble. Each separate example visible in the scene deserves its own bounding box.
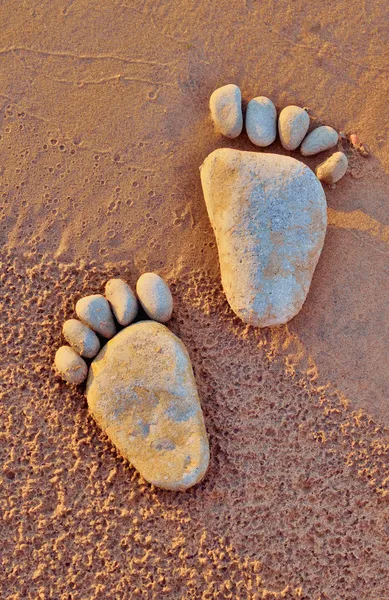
[76,294,116,338]
[278,105,310,150]
[300,126,338,156]
[136,273,173,323]
[63,319,100,358]
[209,84,243,139]
[315,151,348,184]
[55,346,88,384]
[105,278,138,326]
[246,96,277,147]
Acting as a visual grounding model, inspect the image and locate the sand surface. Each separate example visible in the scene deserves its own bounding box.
[1,2,389,598]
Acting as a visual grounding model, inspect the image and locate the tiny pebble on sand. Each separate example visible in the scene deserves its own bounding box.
[136,273,173,323]
[315,151,348,184]
[55,345,88,384]
[209,84,243,139]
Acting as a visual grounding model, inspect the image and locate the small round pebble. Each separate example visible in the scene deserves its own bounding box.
[136,273,173,323]
[278,105,310,150]
[315,151,348,184]
[63,319,100,358]
[55,346,88,384]
[245,96,277,147]
[105,278,138,326]
[300,125,338,156]
[76,294,116,338]
[209,84,243,139]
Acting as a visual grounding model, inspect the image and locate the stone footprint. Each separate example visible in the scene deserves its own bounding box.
[55,274,210,491]
[204,84,348,327]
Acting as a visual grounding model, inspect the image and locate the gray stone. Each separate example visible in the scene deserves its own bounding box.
[105,278,138,326]
[315,151,348,184]
[200,148,327,327]
[278,105,309,150]
[246,96,277,147]
[62,319,100,358]
[209,84,243,139]
[86,321,209,491]
[300,126,338,156]
[76,294,116,339]
[136,273,173,323]
[55,345,88,384]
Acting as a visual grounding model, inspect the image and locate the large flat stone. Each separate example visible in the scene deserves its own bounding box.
[86,321,209,491]
[200,149,327,327]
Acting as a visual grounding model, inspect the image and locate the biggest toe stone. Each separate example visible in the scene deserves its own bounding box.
[200,148,327,327]
[86,321,209,491]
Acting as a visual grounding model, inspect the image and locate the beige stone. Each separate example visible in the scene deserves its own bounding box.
[105,278,138,326]
[55,345,88,384]
[300,125,338,156]
[200,148,327,327]
[278,105,309,150]
[209,84,243,139]
[315,151,348,184]
[62,319,100,358]
[136,272,173,323]
[86,321,209,491]
[76,294,116,338]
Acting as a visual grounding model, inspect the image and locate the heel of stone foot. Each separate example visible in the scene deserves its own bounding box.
[209,84,350,184]
[54,272,173,384]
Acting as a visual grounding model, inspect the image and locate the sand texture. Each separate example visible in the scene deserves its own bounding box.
[1,1,389,598]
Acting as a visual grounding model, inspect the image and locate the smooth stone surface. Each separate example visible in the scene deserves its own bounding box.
[209,84,243,139]
[86,321,209,491]
[315,151,348,184]
[300,126,338,156]
[246,96,277,147]
[105,278,138,326]
[62,319,100,358]
[55,345,88,384]
[136,273,173,323]
[200,148,327,327]
[76,294,116,339]
[278,105,309,150]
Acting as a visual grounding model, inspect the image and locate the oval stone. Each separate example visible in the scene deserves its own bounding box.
[136,273,173,323]
[315,151,348,184]
[278,105,309,150]
[76,294,116,339]
[105,278,138,326]
[86,321,209,491]
[300,125,338,156]
[63,319,100,358]
[246,96,277,147]
[209,84,243,139]
[200,148,327,327]
[55,345,88,384]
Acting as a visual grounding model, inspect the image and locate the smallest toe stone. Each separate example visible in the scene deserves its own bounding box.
[209,84,243,139]
[76,294,116,338]
[278,105,310,150]
[63,319,100,358]
[55,345,88,384]
[105,278,138,326]
[246,96,277,147]
[136,273,173,323]
[315,151,348,184]
[300,125,338,156]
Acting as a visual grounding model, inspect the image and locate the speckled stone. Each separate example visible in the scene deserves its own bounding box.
[62,319,100,358]
[209,84,243,139]
[105,278,138,326]
[86,321,209,491]
[278,105,310,150]
[300,126,338,156]
[200,148,327,327]
[76,294,116,339]
[55,345,88,384]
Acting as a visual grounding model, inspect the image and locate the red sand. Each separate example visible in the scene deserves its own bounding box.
[1,2,389,598]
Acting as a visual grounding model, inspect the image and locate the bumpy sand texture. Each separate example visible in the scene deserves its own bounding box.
[2,255,389,599]
[1,0,389,597]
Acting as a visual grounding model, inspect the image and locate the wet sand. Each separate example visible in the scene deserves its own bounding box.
[1,2,389,598]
